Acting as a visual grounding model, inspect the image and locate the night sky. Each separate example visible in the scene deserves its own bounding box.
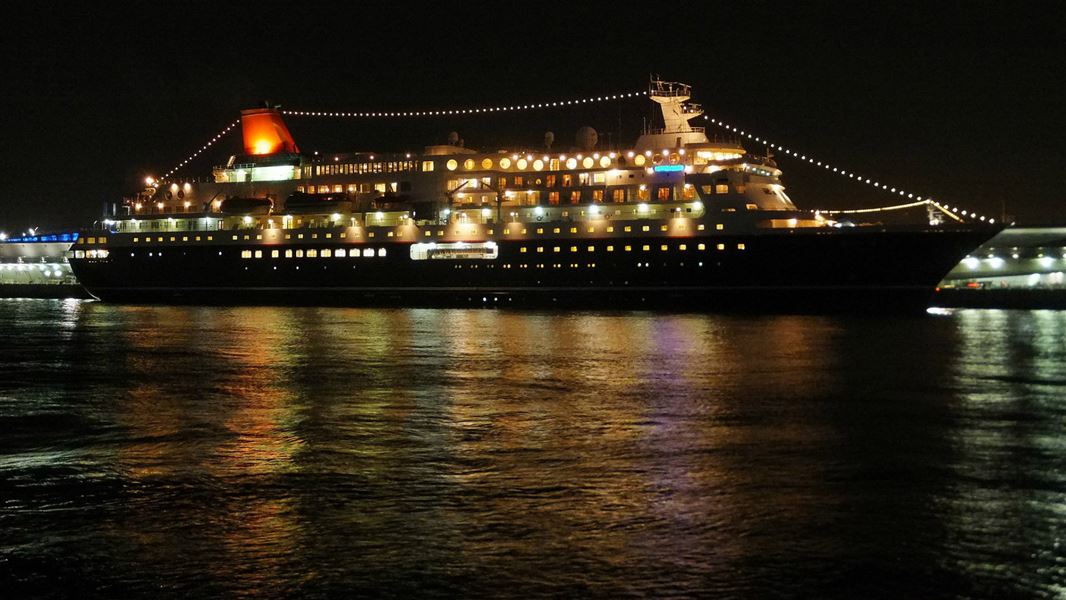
[2,1,1063,233]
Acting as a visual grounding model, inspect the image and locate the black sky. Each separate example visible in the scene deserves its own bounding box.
[1,1,1063,232]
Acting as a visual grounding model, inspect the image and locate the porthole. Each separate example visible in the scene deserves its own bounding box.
[581,157,594,169]
[481,158,493,169]
[599,156,611,168]
[500,157,512,169]
[530,159,541,170]
[634,155,646,167]
[565,158,577,170]
[446,159,458,171]
[463,159,475,170]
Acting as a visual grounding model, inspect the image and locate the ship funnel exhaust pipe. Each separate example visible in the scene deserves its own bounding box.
[241,106,299,155]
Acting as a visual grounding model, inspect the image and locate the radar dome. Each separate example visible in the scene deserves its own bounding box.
[575,126,598,151]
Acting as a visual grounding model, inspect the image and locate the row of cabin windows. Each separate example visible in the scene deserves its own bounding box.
[518,242,745,253]
[314,161,418,176]
[240,247,388,259]
[233,242,746,261]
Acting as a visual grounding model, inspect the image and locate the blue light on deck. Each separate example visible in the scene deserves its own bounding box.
[653,164,685,173]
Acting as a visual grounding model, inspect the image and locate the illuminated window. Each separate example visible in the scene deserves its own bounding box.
[607,245,614,252]
[520,247,527,253]
[606,226,614,233]
[271,250,279,258]
[379,248,387,257]
[553,246,561,253]
[133,237,139,243]
[642,226,650,232]
[548,191,560,205]
[482,158,493,169]
[285,249,293,258]
[536,247,544,253]
[587,246,595,252]
[716,183,729,194]
[642,245,650,251]
[683,185,696,200]
[661,225,668,232]
[592,189,604,202]
[321,249,332,258]
[582,157,594,169]
[240,250,252,259]
[657,187,671,201]
[624,226,632,232]
[565,158,578,169]
[295,249,304,258]
[553,228,560,234]
[463,159,475,170]
[593,173,606,184]
[612,188,625,203]
[679,244,687,251]
[333,185,343,193]
[363,248,375,257]
[716,224,724,230]
[570,227,578,233]
[660,245,668,251]
[536,228,544,234]
[254,250,263,258]
[738,243,746,250]
[716,243,725,250]
[562,174,573,187]
[570,246,578,252]
[624,245,632,252]
[336,249,346,257]
[549,158,560,170]
[422,160,435,172]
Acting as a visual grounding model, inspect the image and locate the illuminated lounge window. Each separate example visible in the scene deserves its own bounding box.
[546,175,556,187]
[716,183,729,194]
[570,191,581,204]
[657,187,671,201]
[612,189,625,203]
[549,192,560,205]
[562,174,573,187]
[592,189,604,202]
[422,160,435,172]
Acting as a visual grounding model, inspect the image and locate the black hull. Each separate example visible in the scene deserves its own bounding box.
[71,227,999,313]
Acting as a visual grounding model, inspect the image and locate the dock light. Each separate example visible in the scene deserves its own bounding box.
[0,232,6,241]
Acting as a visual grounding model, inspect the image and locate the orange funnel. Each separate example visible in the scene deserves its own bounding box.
[241,107,299,155]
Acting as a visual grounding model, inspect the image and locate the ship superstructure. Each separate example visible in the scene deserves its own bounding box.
[69,80,1000,310]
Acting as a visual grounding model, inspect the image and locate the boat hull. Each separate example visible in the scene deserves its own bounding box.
[70,226,999,312]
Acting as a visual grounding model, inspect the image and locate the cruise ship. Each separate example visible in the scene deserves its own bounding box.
[68,80,1000,310]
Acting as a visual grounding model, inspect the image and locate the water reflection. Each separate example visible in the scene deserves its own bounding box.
[1,301,1065,597]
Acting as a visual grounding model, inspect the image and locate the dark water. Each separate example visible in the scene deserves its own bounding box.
[1,300,1065,599]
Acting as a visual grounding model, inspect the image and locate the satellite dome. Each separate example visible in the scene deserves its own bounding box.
[575,126,598,151]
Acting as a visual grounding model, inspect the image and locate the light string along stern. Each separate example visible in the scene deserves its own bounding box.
[159,91,647,180]
[702,115,993,224]
[161,119,241,182]
[280,90,648,119]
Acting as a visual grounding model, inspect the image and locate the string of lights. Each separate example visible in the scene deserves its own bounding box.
[702,115,995,224]
[161,119,241,182]
[279,90,648,119]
